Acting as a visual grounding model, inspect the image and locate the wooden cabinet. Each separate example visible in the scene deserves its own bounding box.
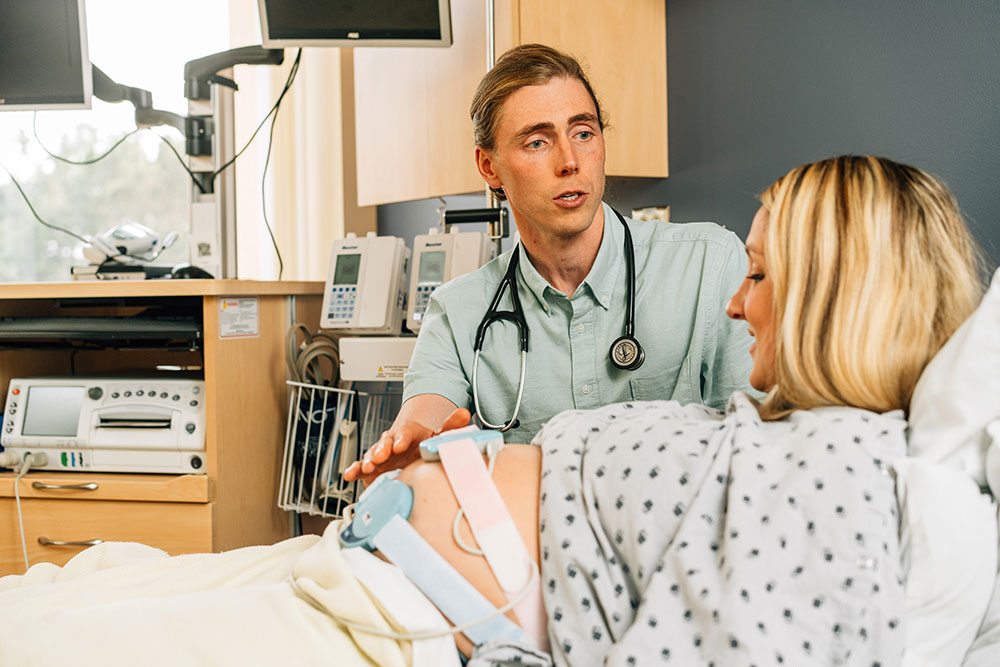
[353,0,668,206]
[0,280,324,576]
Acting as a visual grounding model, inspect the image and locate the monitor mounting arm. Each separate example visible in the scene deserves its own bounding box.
[91,63,207,163]
[89,46,285,280]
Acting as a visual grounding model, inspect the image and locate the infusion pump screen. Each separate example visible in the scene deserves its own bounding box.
[418,251,446,284]
[333,254,361,285]
[22,386,84,437]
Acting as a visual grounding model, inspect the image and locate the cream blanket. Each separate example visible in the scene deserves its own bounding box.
[0,523,458,666]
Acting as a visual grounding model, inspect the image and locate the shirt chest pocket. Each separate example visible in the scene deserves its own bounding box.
[628,356,700,405]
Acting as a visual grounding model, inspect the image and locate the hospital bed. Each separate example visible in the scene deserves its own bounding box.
[0,268,999,667]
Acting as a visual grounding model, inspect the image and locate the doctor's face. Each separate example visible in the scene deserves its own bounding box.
[475,76,606,241]
[727,206,777,391]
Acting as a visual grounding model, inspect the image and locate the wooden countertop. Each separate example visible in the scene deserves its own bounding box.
[0,280,325,300]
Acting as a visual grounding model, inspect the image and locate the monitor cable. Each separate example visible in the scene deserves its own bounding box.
[0,451,49,573]
[285,323,340,387]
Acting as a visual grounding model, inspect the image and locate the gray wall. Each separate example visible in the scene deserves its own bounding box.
[380,0,1000,268]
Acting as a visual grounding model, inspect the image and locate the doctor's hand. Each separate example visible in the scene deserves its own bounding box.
[344,407,472,486]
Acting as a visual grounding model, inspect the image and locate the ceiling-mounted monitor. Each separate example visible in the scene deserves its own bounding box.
[258,0,452,48]
[0,0,93,111]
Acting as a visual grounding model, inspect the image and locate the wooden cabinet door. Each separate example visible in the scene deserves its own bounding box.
[0,498,213,576]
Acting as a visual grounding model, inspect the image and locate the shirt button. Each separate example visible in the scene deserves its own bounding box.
[576,324,585,334]
[582,384,591,395]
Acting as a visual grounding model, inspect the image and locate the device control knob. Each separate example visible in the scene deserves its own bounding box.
[366,231,377,238]
[428,227,439,234]
[88,387,103,400]
[189,455,203,470]
[185,423,196,434]
[346,232,357,239]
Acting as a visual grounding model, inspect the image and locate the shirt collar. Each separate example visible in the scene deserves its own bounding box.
[516,202,623,313]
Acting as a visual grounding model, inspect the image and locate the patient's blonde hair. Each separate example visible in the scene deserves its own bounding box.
[758,155,983,420]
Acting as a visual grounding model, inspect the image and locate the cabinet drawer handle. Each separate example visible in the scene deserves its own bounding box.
[38,536,104,548]
[32,481,99,491]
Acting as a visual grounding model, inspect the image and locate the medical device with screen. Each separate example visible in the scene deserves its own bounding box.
[0,0,92,111]
[258,0,452,48]
[1,377,207,474]
[321,233,410,334]
[406,228,494,332]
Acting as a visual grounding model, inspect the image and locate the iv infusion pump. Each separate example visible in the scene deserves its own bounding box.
[321,232,410,335]
[407,228,495,331]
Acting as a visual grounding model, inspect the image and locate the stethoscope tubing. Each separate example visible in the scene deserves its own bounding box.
[472,347,527,432]
[472,207,640,432]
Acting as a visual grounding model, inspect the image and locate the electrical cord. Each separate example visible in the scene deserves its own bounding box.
[33,112,140,165]
[0,451,49,573]
[0,159,91,245]
[256,49,301,280]
[285,323,340,387]
[33,112,208,195]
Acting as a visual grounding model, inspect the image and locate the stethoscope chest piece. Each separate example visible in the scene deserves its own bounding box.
[610,335,644,370]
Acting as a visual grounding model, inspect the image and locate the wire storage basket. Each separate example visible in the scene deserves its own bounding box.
[278,381,401,518]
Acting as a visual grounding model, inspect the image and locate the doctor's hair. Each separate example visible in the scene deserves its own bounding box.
[757,155,984,420]
[470,43,608,201]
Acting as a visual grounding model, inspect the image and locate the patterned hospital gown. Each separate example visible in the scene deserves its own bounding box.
[530,392,907,667]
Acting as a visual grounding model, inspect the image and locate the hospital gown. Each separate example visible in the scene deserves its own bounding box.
[531,392,907,667]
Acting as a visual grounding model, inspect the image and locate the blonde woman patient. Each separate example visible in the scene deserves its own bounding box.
[393,155,982,665]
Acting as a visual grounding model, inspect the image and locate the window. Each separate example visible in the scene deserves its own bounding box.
[0,0,229,282]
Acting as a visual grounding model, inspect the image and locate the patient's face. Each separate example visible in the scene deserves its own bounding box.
[726,206,776,391]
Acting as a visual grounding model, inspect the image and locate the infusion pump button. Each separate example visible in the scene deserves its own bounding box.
[88,387,103,400]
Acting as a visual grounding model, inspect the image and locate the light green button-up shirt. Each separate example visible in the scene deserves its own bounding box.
[403,202,756,443]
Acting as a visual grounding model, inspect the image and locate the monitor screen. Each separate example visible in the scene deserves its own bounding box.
[0,0,92,111]
[22,386,85,437]
[418,250,446,284]
[258,0,452,48]
[333,253,362,285]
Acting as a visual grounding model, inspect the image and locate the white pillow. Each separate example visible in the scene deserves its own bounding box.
[895,457,998,667]
[986,420,1000,498]
[961,502,1000,667]
[908,267,1000,487]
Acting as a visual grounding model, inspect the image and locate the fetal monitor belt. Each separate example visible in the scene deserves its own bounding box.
[339,471,532,648]
[373,516,532,647]
[437,437,548,652]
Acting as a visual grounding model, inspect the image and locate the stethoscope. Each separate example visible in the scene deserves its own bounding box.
[472,207,644,432]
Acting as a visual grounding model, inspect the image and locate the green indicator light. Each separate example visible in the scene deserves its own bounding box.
[61,452,68,466]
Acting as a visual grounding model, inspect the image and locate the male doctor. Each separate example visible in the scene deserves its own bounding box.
[345,44,754,484]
